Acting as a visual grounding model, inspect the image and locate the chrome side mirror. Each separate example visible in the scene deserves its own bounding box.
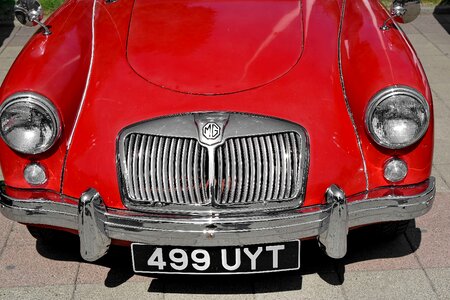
[381,0,421,31]
[14,0,51,35]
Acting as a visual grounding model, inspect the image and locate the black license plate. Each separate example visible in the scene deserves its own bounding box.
[131,241,300,274]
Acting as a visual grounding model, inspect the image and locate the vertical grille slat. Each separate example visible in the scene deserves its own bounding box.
[290,132,300,198]
[278,134,287,200]
[174,139,184,204]
[193,142,202,204]
[259,136,269,201]
[186,140,197,204]
[132,134,141,200]
[137,135,147,201]
[245,138,255,203]
[265,136,275,200]
[216,147,223,201]
[162,138,172,202]
[234,139,244,203]
[150,136,160,201]
[272,135,281,200]
[253,137,262,201]
[283,133,292,199]
[229,140,237,203]
[167,138,177,203]
[180,139,188,201]
[122,131,304,207]
[200,146,208,201]
[143,136,152,201]
[222,141,231,204]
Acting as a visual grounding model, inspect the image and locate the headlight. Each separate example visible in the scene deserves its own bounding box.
[0,92,61,154]
[365,86,430,149]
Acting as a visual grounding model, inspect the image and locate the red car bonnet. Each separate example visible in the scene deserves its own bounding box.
[61,0,367,209]
[126,0,304,95]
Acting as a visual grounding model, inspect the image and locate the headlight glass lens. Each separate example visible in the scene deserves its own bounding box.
[0,93,61,154]
[366,86,430,149]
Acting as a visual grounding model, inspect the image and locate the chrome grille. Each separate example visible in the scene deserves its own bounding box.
[216,133,302,204]
[123,132,303,206]
[124,134,209,204]
[118,113,309,213]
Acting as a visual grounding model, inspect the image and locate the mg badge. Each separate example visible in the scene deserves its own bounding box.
[202,122,221,140]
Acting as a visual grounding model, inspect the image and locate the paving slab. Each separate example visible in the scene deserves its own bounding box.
[406,192,450,269]
[433,138,450,165]
[434,165,450,190]
[74,282,163,300]
[432,166,450,193]
[340,232,421,272]
[0,71,6,86]
[400,23,420,34]
[425,268,450,300]
[76,246,150,286]
[0,285,74,300]
[15,26,37,37]
[342,269,438,300]
[0,244,79,288]
[5,223,39,247]
[0,57,14,71]
[162,276,254,300]
[253,272,344,300]
[6,35,31,47]
[418,55,450,84]
[0,46,22,59]
[406,33,444,56]
[432,83,450,105]
[0,214,13,253]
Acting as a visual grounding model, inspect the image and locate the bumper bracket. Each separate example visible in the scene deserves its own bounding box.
[318,185,348,259]
[78,189,111,262]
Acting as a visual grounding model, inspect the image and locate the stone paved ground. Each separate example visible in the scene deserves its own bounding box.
[0,7,450,300]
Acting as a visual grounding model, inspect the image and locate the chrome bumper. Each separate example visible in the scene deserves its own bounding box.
[0,178,435,261]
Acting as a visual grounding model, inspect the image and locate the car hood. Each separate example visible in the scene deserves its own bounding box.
[62,0,368,209]
[126,0,304,95]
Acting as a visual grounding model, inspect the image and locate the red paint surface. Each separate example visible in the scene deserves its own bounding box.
[0,0,433,213]
[0,0,93,191]
[340,0,433,188]
[127,1,304,94]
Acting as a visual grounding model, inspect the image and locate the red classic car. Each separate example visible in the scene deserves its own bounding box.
[0,0,434,274]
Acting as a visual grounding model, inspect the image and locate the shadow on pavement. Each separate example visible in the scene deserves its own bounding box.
[0,0,15,48]
[434,0,450,34]
[33,220,422,294]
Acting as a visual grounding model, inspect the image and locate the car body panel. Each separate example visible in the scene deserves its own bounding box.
[61,0,367,209]
[127,0,304,95]
[340,0,433,189]
[0,0,433,213]
[0,0,93,192]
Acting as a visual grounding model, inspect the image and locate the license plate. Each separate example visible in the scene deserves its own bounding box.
[131,241,300,274]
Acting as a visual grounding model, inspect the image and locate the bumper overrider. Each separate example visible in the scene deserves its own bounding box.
[0,178,435,261]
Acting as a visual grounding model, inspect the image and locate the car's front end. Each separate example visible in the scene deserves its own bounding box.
[0,0,435,274]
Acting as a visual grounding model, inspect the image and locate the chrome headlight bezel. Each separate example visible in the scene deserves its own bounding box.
[365,86,430,150]
[0,92,62,155]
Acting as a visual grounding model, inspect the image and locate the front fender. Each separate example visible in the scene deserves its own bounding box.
[0,0,94,191]
[339,0,433,189]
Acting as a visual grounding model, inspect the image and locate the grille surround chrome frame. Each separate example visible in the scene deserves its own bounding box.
[117,113,309,215]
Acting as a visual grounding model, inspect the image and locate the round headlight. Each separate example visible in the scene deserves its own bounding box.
[365,86,430,149]
[0,92,61,154]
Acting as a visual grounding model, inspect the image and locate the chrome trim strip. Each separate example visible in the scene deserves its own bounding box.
[338,0,369,191]
[0,178,435,252]
[67,0,97,148]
